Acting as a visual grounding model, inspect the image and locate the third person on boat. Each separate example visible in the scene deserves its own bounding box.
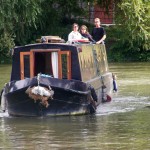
[91,18,106,44]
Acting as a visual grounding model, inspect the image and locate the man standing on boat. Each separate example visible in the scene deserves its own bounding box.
[91,18,106,44]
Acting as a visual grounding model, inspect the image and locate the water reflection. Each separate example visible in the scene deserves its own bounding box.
[1,108,150,149]
[0,115,98,149]
[0,62,150,149]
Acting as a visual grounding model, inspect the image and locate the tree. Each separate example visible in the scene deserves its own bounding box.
[117,0,150,50]
[105,0,150,61]
[0,0,149,62]
[0,0,41,61]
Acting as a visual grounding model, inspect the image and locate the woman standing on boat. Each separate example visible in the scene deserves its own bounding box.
[68,23,82,43]
[91,18,106,44]
[80,25,95,42]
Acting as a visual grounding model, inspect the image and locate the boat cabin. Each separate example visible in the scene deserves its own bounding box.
[10,43,109,83]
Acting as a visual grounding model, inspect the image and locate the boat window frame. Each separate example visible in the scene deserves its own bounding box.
[20,49,71,80]
[58,51,71,80]
[20,52,30,80]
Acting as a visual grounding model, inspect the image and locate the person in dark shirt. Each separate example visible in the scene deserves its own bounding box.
[80,25,95,42]
[91,18,106,44]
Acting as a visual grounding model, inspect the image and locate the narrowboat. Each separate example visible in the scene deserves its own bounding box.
[0,38,113,117]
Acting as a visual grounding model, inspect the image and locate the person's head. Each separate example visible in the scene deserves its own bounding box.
[80,25,89,34]
[72,23,79,32]
[94,18,101,27]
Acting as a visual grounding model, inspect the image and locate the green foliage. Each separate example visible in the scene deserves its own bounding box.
[34,0,90,38]
[56,0,85,19]
[0,0,42,62]
[0,32,14,63]
[0,0,149,63]
[115,0,150,51]
[106,25,150,62]
[106,0,150,62]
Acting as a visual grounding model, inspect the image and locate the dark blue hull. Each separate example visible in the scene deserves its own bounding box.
[4,77,96,117]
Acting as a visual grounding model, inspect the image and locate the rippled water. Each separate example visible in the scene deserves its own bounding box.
[0,63,150,150]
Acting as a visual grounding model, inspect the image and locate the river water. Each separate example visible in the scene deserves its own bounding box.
[0,63,150,150]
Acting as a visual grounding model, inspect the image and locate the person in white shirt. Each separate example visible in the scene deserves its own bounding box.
[68,23,82,43]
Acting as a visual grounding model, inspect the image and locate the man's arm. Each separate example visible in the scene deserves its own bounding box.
[96,34,106,44]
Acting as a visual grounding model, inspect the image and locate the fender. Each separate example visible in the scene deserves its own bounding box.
[0,88,6,112]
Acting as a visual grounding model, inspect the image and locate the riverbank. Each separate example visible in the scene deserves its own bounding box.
[0,64,12,90]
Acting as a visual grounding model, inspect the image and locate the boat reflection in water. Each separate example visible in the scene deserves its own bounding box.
[0,37,113,117]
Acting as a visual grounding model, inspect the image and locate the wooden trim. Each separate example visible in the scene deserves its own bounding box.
[30,49,60,53]
[20,52,30,80]
[58,51,62,79]
[30,51,34,78]
[20,49,71,80]
[58,51,71,80]
[67,51,71,80]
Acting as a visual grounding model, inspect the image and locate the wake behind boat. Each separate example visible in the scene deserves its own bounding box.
[0,38,113,117]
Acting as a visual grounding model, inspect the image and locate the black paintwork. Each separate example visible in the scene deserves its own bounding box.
[11,43,82,81]
[5,76,95,117]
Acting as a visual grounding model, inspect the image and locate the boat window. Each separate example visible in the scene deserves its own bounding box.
[58,51,71,80]
[60,53,68,79]
[20,49,71,80]
[20,52,30,80]
[33,52,53,76]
